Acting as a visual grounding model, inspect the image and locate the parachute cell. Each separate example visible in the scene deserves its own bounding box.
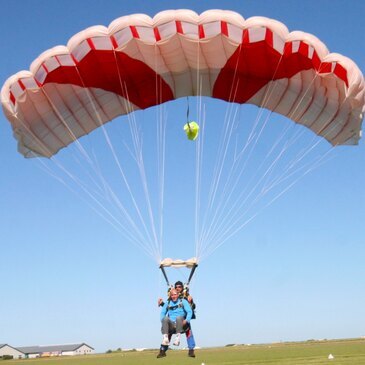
[1,10,364,158]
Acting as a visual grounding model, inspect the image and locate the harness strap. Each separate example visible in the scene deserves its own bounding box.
[167,299,183,311]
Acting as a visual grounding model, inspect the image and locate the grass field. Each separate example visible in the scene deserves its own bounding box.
[8,338,365,365]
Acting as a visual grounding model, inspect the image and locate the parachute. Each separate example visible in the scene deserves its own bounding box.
[1,9,364,158]
[1,10,364,267]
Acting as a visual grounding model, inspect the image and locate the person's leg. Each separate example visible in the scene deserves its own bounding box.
[161,318,174,346]
[186,328,196,350]
[161,317,170,335]
[172,316,185,346]
[158,318,174,358]
[175,316,185,333]
[184,325,196,357]
[156,348,166,358]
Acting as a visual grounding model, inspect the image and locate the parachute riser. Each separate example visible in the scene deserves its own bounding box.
[186,263,198,285]
[159,265,170,287]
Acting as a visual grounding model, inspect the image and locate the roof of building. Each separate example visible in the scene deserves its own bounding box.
[0,344,24,353]
[16,343,94,354]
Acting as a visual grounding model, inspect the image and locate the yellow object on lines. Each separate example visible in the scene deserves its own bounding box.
[184,121,199,140]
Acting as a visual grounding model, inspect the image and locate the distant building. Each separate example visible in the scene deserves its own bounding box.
[16,343,94,358]
[0,344,25,359]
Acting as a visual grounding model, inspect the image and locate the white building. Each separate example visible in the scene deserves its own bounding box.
[0,344,25,359]
[16,343,94,358]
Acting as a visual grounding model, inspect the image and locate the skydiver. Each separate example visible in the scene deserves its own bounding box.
[157,288,192,358]
[157,282,196,358]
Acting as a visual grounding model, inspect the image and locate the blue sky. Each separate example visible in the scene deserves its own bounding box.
[1,0,365,353]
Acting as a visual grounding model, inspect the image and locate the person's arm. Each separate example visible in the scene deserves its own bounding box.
[158,298,165,307]
[160,301,168,321]
[185,294,195,310]
[182,299,193,323]
[189,296,196,310]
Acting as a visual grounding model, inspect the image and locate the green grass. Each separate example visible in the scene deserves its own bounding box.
[9,338,365,365]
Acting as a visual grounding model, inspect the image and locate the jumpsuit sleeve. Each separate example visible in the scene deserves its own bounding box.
[182,299,193,322]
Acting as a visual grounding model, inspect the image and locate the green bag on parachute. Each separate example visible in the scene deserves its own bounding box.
[184,121,199,141]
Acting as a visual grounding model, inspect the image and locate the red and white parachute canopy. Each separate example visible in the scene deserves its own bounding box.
[1,9,365,158]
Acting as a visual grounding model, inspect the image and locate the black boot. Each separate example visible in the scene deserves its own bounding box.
[157,349,166,358]
[188,349,196,357]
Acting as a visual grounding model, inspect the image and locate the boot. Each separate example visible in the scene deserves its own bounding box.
[188,349,196,357]
[157,349,166,358]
